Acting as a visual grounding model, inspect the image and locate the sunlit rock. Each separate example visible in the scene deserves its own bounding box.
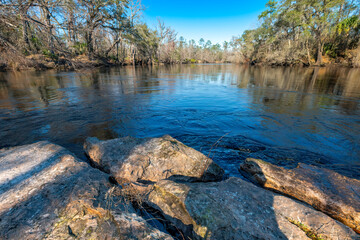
[239,158,360,234]
[143,177,357,240]
[84,135,224,183]
[0,142,173,240]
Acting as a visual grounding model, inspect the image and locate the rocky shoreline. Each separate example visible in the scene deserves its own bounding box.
[0,135,359,239]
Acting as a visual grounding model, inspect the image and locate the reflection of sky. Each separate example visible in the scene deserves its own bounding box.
[0,65,359,178]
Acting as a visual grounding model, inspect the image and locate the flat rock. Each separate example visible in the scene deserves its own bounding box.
[84,135,224,183]
[0,141,172,240]
[239,158,360,234]
[143,177,358,240]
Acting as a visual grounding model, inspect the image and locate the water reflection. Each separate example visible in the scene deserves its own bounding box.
[0,64,359,178]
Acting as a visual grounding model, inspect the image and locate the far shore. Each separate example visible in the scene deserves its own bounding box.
[0,55,358,72]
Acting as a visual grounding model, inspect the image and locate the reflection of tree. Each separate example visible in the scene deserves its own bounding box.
[0,70,66,110]
[235,65,360,165]
[0,64,359,162]
[235,66,360,114]
[0,75,11,109]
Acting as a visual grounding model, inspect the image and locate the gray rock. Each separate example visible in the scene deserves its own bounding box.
[239,158,360,234]
[144,177,358,240]
[84,135,224,183]
[0,141,173,240]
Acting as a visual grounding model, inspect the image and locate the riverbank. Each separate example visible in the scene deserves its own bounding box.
[0,53,121,72]
[1,52,359,72]
[0,51,229,72]
[245,48,360,68]
[1,135,359,239]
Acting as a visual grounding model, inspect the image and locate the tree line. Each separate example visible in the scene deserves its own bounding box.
[1,0,359,69]
[235,0,360,66]
[0,0,241,69]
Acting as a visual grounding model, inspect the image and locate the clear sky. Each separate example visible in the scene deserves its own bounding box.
[142,0,269,45]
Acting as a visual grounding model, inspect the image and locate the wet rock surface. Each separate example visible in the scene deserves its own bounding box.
[84,135,224,183]
[0,141,173,240]
[142,177,358,240]
[239,158,360,234]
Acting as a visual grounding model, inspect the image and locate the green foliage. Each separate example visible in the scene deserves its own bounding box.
[30,36,41,51]
[73,42,87,55]
[109,54,118,62]
[42,49,58,60]
[236,0,360,65]
[22,49,30,56]
[259,0,277,20]
[30,36,41,46]
[128,23,159,62]
[337,16,359,34]
[324,43,337,58]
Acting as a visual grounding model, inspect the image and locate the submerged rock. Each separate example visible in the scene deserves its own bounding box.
[239,158,360,234]
[0,141,172,240]
[143,177,357,240]
[84,135,224,183]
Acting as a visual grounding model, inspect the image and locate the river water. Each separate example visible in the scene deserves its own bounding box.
[0,64,359,178]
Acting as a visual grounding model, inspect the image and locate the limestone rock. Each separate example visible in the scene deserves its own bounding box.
[239,158,360,234]
[144,178,358,240]
[84,135,224,183]
[0,141,173,240]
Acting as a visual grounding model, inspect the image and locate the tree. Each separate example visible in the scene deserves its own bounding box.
[0,0,231,67]
[236,0,360,66]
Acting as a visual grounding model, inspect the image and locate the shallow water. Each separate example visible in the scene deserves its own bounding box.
[0,64,359,178]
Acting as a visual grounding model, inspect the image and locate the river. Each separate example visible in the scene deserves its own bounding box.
[0,64,359,178]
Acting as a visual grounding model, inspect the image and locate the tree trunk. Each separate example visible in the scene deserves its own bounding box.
[337,4,344,25]
[116,42,119,62]
[66,10,75,48]
[316,41,323,65]
[19,0,32,53]
[132,48,136,65]
[22,19,30,52]
[86,29,94,58]
[306,39,312,65]
[105,37,121,57]
[43,6,54,53]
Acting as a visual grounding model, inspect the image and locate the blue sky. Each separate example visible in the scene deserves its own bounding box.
[142,0,269,44]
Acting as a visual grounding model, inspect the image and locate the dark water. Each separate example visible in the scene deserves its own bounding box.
[1,64,360,178]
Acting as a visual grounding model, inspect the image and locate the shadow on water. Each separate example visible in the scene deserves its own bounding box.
[0,64,359,179]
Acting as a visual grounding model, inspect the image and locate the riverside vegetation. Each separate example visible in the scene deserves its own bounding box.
[0,0,240,70]
[0,135,359,239]
[235,0,360,66]
[1,0,360,70]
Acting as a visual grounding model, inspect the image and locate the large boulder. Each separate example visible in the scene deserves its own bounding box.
[142,177,358,240]
[84,135,224,183]
[239,158,360,234]
[0,141,173,240]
